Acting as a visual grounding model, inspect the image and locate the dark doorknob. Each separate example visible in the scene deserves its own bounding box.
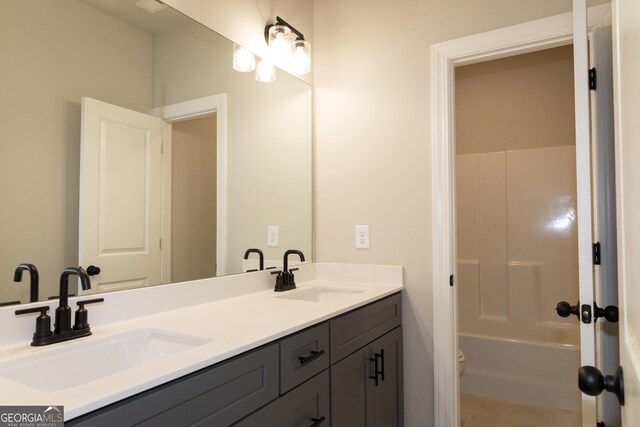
[86,265,101,276]
[594,302,619,323]
[556,301,580,319]
[578,365,624,405]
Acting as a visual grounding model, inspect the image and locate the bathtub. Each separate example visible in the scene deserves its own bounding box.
[459,333,581,411]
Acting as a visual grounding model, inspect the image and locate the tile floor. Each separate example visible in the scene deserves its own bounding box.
[460,394,581,427]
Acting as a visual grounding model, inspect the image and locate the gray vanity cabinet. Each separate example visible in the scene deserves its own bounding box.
[331,327,403,427]
[66,292,402,426]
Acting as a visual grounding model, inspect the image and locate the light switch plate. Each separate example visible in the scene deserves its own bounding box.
[355,225,370,249]
[267,225,279,247]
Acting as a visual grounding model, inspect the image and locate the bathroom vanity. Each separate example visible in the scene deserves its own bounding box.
[0,263,403,425]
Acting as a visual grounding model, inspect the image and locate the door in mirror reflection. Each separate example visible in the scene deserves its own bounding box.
[79,97,163,294]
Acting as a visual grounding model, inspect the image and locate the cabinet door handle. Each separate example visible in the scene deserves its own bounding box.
[298,349,325,365]
[369,353,379,385]
[309,415,326,426]
[369,351,383,386]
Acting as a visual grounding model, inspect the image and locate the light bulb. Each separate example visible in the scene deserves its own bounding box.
[255,58,276,82]
[269,25,291,65]
[233,44,255,72]
[292,40,310,74]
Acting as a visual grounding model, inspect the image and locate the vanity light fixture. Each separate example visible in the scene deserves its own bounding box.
[264,16,311,75]
[233,44,256,72]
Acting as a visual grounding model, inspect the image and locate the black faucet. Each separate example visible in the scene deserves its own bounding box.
[13,263,39,303]
[244,248,264,271]
[273,250,305,292]
[55,267,91,334]
[14,267,103,346]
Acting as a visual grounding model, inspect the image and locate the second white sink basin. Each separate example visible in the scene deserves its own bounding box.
[0,328,210,392]
[276,286,365,303]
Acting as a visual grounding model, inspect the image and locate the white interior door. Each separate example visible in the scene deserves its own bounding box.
[573,1,598,425]
[79,97,163,294]
[613,0,640,424]
[591,24,621,427]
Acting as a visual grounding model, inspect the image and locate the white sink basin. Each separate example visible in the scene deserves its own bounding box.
[276,286,365,303]
[0,328,210,391]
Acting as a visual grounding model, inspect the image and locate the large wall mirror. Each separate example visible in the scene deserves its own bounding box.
[0,0,312,305]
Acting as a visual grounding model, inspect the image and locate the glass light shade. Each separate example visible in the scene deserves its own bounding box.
[268,25,291,65]
[292,40,311,74]
[233,44,255,72]
[255,58,276,82]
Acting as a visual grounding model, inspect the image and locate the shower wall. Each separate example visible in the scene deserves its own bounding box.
[456,146,579,346]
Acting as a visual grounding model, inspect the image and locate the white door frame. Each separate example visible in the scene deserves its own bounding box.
[150,93,228,278]
[430,6,610,426]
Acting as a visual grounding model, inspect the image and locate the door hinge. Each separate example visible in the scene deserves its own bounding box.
[449,274,454,287]
[161,143,164,154]
[593,242,601,265]
[589,67,597,90]
[159,238,163,250]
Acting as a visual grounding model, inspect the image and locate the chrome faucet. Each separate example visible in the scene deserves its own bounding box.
[15,267,103,346]
[13,263,39,303]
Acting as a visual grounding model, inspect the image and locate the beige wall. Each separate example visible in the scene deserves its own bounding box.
[153,19,312,274]
[171,116,217,283]
[0,0,152,303]
[455,45,576,155]
[313,1,606,425]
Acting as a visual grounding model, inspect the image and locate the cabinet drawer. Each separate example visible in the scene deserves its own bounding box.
[330,292,401,363]
[280,323,329,393]
[234,370,330,427]
[67,344,279,427]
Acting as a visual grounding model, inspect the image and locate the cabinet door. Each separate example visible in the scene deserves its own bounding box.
[372,326,403,427]
[331,344,375,427]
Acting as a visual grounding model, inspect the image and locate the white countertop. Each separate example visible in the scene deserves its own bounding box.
[0,263,403,420]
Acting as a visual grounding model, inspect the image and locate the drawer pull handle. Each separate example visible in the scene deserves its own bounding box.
[369,350,384,386]
[298,349,325,365]
[310,416,326,426]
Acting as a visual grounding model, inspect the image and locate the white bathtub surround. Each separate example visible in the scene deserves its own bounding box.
[459,333,580,411]
[456,147,579,346]
[0,263,402,420]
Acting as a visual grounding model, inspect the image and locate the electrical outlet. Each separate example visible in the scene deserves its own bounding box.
[355,225,370,249]
[267,225,279,247]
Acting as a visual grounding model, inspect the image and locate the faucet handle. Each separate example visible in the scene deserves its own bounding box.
[271,270,286,291]
[15,305,52,339]
[74,298,104,331]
